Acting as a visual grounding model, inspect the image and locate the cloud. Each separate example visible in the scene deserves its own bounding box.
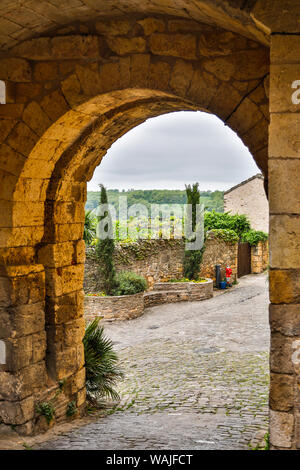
[88,111,260,191]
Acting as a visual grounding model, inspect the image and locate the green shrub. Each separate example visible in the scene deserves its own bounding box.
[208,228,239,243]
[204,211,251,238]
[241,230,268,246]
[35,402,55,424]
[113,271,147,296]
[83,319,123,404]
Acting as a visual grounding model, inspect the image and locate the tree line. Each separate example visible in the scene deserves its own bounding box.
[86,189,224,213]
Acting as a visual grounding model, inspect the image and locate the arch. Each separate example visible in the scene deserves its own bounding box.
[0,18,270,435]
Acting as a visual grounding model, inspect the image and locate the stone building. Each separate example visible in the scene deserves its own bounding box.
[0,0,299,450]
[224,174,269,232]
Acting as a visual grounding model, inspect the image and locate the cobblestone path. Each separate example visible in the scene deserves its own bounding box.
[37,274,270,450]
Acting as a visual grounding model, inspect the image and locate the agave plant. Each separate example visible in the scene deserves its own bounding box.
[83,319,123,404]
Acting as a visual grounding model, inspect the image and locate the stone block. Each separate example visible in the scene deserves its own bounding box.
[130,54,150,87]
[138,18,165,35]
[149,34,196,60]
[270,332,294,374]
[0,58,31,82]
[40,90,70,122]
[270,64,300,113]
[269,159,300,214]
[0,396,34,425]
[269,410,294,448]
[95,19,131,36]
[269,113,300,158]
[6,121,38,157]
[170,60,193,96]
[51,35,100,59]
[149,60,171,90]
[270,304,300,336]
[106,36,146,55]
[270,372,294,411]
[269,215,300,269]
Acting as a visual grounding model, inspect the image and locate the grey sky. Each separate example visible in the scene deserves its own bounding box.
[88,111,260,192]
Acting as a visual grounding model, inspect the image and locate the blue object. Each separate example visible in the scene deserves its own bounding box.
[219,281,227,289]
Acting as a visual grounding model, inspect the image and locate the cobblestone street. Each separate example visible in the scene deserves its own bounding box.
[37,274,270,450]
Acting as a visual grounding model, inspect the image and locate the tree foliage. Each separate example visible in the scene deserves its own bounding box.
[204,211,251,239]
[183,183,205,280]
[86,188,224,213]
[95,185,118,295]
[241,229,268,246]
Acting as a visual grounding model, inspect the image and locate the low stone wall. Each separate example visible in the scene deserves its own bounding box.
[144,279,213,307]
[85,292,144,322]
[85,279,213,320]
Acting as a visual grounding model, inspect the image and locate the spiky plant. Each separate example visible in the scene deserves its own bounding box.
[83,318,123,404]
[84,210,97,245]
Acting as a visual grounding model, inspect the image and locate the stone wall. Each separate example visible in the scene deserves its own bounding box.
[85,292,144,322]
[251,241,269,274]
[84,234,241,292]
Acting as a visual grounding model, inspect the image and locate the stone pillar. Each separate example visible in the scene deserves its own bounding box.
[268,35,300,450]
[0,265,47,434]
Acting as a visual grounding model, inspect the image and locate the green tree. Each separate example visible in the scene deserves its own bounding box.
[95,185,118,295]
[183,183,205,280]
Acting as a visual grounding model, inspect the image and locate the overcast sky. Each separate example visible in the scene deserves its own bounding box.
[88,111,260,192]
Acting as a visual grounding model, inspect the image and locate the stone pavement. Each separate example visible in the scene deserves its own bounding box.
[36,274,270,450]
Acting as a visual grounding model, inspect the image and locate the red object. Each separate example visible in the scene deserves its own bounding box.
[226,267,232,278]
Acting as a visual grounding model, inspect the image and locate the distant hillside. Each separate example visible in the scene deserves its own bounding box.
[86,189,224,213]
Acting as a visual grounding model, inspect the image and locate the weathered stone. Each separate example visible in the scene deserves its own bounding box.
[269,410,294,448]
[270,332,294,374]
[269,215,300,269]
[51,36,100,59]
[270,64,300,113]
[269,159,300,214]
[130,54,150,87]
[138,17,165,35]
[33,62,59,82]
[170,60,193,96]
[270,304,300,337]
[269,113,300,158]
[0,396,34,425]
[22,101,52,136]
[269,270,300,304]
[0,58,31,82]
[270,373,294,411]
[95,19,131,36]
[149,34,196,60]
[106,36,146,55]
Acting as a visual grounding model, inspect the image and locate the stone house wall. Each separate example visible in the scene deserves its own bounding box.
[224,174,269,233]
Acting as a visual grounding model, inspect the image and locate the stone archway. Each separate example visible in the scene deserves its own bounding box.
[0,2,299,449]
